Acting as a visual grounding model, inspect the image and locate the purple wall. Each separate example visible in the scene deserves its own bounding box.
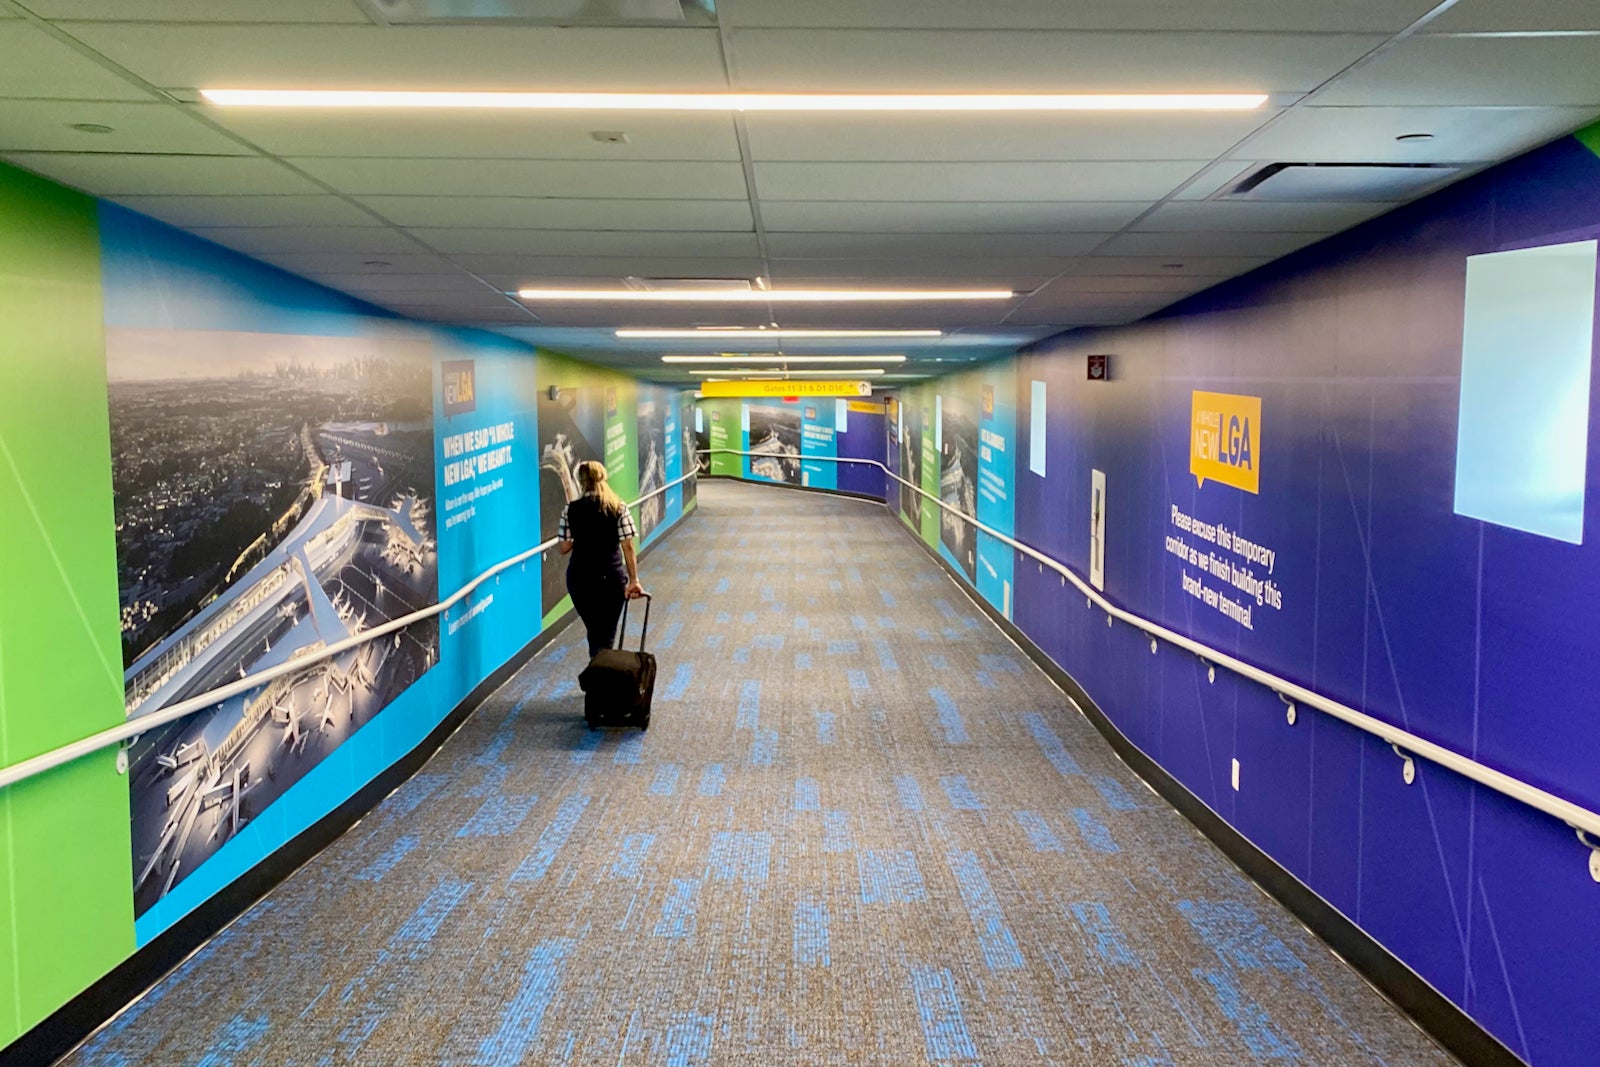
[991,131,1600,1066]
[838,409,888,499]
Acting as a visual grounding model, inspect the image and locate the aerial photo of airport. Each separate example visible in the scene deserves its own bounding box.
[108,328,438,916]
[746,403,802,485]
[939,394,979,580]
[899,398,923,526]
[637,394,666,540]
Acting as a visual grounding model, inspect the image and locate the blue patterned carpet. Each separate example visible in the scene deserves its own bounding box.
[62,481,1457,1066]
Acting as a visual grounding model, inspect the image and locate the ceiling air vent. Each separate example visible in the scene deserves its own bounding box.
[360,0,716,26]
[1218,162,1461,202]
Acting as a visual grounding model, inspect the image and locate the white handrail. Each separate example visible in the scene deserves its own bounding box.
[0,471,698,792]
[702,448,1600,859]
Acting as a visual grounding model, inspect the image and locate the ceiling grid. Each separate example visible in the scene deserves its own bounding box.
[0,0,1595,380]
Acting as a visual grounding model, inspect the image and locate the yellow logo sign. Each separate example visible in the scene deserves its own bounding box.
[699,380,872,399]
[1190,390,1260,493]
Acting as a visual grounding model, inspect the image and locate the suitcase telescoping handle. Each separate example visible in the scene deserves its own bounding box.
[616,592,651,652]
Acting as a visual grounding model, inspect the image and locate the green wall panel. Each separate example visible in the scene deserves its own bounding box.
[1577,118,1600,160]
[0,163,134,1045]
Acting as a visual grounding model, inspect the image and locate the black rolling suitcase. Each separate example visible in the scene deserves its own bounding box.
[578,593,656,730]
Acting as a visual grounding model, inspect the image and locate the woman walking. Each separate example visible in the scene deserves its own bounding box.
[557,460,646,659]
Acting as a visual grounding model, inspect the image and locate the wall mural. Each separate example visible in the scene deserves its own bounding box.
[90,208,691,947]
[103,211,442,922]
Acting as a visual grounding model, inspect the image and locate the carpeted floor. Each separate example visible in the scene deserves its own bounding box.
[63,481,1458,1066]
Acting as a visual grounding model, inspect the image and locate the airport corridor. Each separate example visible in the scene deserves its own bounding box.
[63,480,1457,1067]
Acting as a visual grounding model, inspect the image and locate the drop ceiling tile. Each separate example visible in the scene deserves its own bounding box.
[0,100,249,155]
[1169,160,1260,199]
[291,158,749,199]
[1009,301,1177,323]
[110,194,385,227]
[762,274,1057,291]
[743,306,1015,329]
[185,226,422,254]
[764,232,1111,257]
[1040,273,1233,294]
[463,256,765,280]
[249,251,461,275]
[1005,306,1165,327]
[1425,0,1600,32]
[409,229,761,257]
[1315,36,1600,106]
[203,110,741,161]
[733,30,1384,93]
[32,0,370,20]
[767,256,1078,279]
[754,161,1209,202]
[728,0,1435,32]
[504,306,716,328]
[309,271,499,295]
[60,24,728,91]
[0,22,151,99]
[1132,200,1395,232]
[493,272,771,292]
[1015,283,1181,308]
[517,305,1013,329]
[743,112,1276,162]
[356,292,525,310]
[400,305,536,325]
[1064,255,1278,275]
[1242,104,1600,162]
[0,152,321,195]
[760,200,1150,232]
[1094,230,1326,258]
[356,196,754,230]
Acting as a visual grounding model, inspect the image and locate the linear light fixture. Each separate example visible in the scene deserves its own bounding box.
[662,354,907,364]
[687,368,886,376]
[201,90,1268,112]
[618,328,942,340]
[519,288,1012,302]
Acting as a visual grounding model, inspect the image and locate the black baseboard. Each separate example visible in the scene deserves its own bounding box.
[701,472,886,504]
[9,514,693,1067]
[895,520,1523,1067]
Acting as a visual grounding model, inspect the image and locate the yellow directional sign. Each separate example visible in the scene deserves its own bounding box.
[699,380,873,398]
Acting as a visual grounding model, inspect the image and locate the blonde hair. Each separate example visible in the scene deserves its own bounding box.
[577,460,626,516]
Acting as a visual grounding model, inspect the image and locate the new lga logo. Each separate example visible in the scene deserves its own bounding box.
[1190,390,1260,493]
[442,360,476,418]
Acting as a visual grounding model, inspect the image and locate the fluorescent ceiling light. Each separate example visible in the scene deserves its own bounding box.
[519,288,1011,302]
[662,354,907,364]
[618,328,942,340]
[201,90,1267,112]
[688,368,885,376]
